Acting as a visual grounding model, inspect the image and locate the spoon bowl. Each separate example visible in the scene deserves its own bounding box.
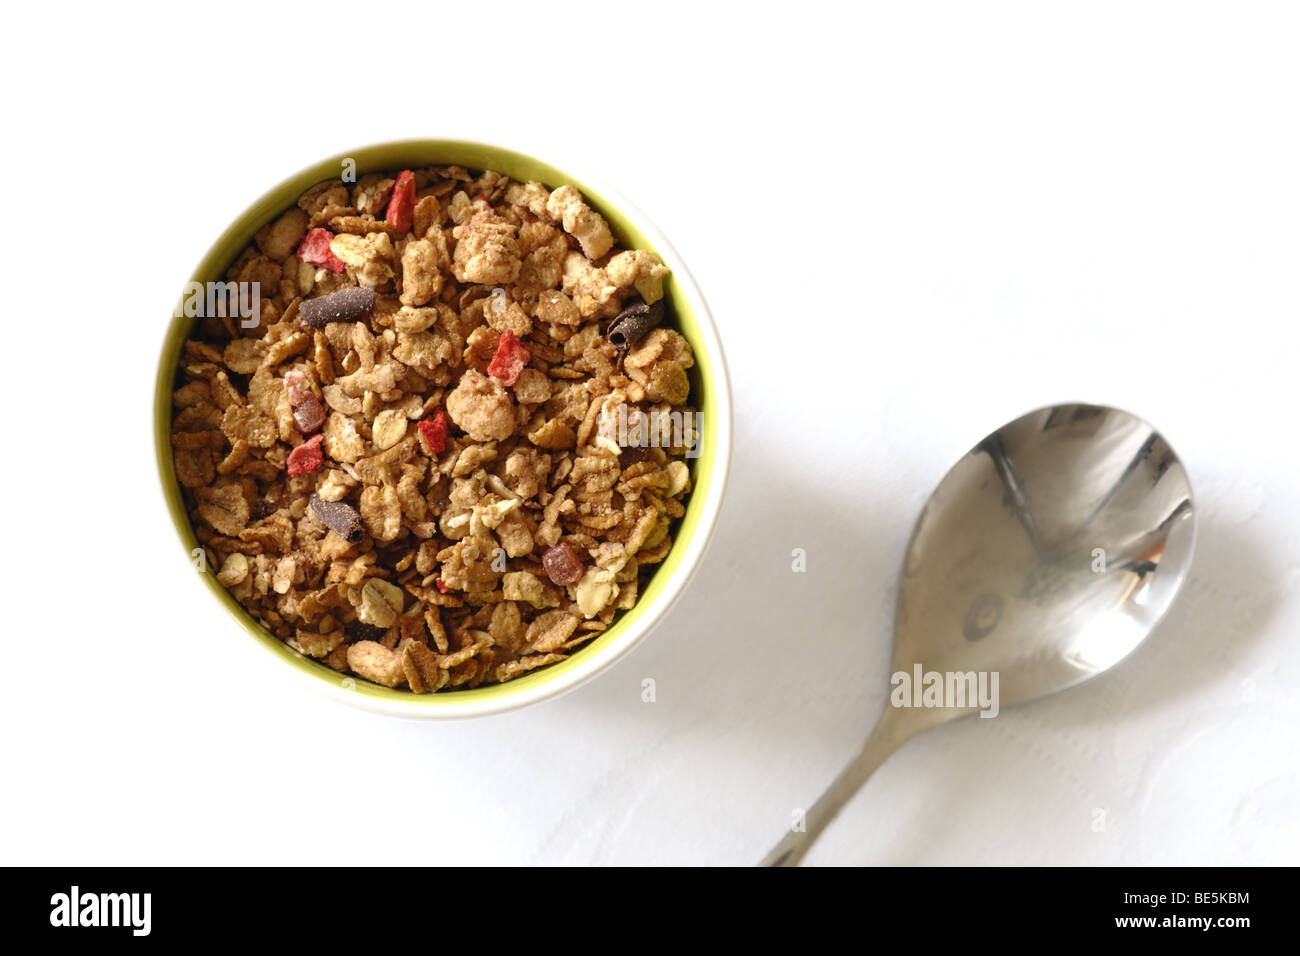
[762,403,1195,866]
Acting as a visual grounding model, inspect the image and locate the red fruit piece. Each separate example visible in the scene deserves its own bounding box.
[386,170,415,233]
[487,330,530,386]
[298,228,346,273]
[286,434,324,478]
[542,542,585,587]
[417,410,448,454]
[434,578,453,594]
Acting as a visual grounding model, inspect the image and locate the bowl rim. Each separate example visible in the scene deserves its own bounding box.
[153,138,733,719]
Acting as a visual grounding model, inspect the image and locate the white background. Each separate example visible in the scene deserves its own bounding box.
[2,1,1297,865]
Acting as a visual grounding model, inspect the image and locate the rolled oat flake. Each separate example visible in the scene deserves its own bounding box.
[299,286,376,329]
[310,493,363,543]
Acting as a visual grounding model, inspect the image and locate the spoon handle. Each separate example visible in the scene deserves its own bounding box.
[759,716,907,867]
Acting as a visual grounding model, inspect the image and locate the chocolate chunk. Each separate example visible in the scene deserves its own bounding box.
[310,493,363,543]
[618,444,656,469]
[345,619,387,642]
[299,287,376,329]
[606,298,665,350]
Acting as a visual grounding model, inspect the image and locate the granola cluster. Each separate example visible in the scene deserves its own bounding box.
[172,166,696,692]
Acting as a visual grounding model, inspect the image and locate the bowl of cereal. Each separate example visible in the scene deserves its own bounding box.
[154,141,731,718]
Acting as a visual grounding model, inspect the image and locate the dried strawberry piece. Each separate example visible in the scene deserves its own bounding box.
[434,578,453,594]
[542,542,585,587]
[287,434,324,478]
[417,410,448,455]
[385,170,415,233]
[487,330,530,386]
[298,228,346,273]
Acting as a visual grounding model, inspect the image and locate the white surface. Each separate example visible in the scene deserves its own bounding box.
[2,1,1298,866]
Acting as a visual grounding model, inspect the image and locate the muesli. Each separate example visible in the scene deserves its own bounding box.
[171,166,698,692]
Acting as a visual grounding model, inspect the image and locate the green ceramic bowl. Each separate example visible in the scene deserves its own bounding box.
[153,140,732,718]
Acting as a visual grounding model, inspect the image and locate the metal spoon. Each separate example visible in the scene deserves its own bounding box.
[761,403,1196,866]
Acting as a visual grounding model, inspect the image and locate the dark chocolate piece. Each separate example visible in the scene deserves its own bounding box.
[345,619,387,642]
[606,298,665,350]
[618,444,657,469]
[310,493,363,542]
[299,287,376,329]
